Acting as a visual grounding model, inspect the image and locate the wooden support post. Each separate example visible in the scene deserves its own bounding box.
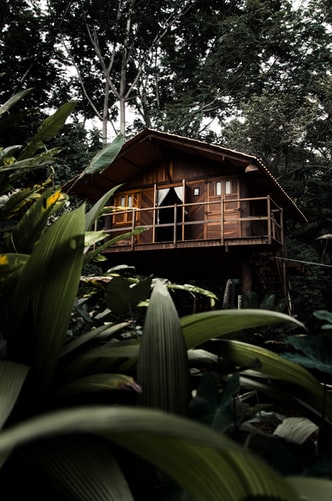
[241,260,252,293]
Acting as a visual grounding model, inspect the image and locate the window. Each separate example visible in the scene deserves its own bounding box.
[215,180,232,196]
[113,193,138,224]
[225,180,232,194]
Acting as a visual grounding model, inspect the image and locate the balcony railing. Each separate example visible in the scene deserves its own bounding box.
[99,196,284,250]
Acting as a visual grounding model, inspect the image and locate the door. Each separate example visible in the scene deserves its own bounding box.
[156,185,185,242]
[206,178,240,239]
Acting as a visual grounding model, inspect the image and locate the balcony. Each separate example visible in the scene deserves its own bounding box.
[99,196,284,253]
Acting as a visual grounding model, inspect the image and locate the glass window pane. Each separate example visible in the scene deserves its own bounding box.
[216,182,221,196]
[225,180,231,194]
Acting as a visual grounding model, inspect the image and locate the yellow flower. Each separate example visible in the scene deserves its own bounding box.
[44,190,62,211]
[0,255,9,265]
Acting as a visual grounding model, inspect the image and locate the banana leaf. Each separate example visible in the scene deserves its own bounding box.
[18,102,77,160]
[0,405,301,501]
[78,135,124,179]
[181,309,305,350]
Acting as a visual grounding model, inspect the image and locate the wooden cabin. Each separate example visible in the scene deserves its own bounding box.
[66,128,307,312]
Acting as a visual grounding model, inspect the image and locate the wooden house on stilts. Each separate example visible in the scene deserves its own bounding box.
[65,128,307,313]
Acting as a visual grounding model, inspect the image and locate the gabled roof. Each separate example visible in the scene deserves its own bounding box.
[64,128,307,222]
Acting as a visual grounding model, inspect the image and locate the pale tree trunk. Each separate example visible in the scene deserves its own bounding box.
[67,0,196,142]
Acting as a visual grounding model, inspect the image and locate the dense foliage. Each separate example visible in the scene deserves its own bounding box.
[0,94,332,499]
[1,0,330,320]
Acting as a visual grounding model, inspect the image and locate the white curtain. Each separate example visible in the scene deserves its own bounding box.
[157,188,170,206]
[157,186,184,206]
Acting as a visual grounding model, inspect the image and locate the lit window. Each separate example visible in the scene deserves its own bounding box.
[216,182,221,196]
[225,180,231,194]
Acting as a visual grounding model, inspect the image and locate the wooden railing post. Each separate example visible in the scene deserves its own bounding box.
[267,195,272,244]
[221,196,224,244]
[131,208,136,250]
[173,205,177,244]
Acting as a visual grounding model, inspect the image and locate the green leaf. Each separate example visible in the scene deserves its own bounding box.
[8,205,85,389]
[0,88,33,117]
[84,227,147,265]
[313,310,332,330]
[0,406,300,501]
[0,253,29,294]
[60,322,130,357]
[54,373,142,396]
[287,476,332,501]
[0,361,29,429]
[11,188,66,253]
[19,435,134,500]
[105,276,152,316]
[79,135,124,179]
[18,102,77,160]
[0,145,22,164]
[136,279,191,416]
[85,185,123,231]
[0,187,35,217]
[181,309,305,349]
[59,341,140,381]
[1,148,63,175]
[282,335,332,375]
[189,372,240,433]
[217,339,332,418]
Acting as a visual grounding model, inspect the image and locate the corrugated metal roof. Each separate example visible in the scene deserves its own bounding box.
[63,128,307,222]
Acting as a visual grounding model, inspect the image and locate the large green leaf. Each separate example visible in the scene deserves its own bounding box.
[1,148,63,174]
[60,322,131,357]
[0,88,33,117]
[78,135,125,179]
[83,227,147,264]
[0,361,30,467]
[18,102,77,160]
[8,205,85,389]
[0,253,29,294]
[18,435,134,500]
[0,361,29,429]
[189,372,240,432]
[59,341,140,382]
[217,339,332,419]
[287,476,332,501]
[181,309,305,349]
[0,406,300,501]
[105,276,152,316]
[11,188,66,253]
[0,186,35,217]
[54,373,142,396]
[282,335,332,375]
[85,185,123,231]
[136,279,191,416]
